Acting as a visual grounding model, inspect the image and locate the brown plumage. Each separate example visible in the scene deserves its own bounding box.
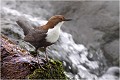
[16,15,72,63]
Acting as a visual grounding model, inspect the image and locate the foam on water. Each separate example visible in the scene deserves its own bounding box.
[1,7,119,80]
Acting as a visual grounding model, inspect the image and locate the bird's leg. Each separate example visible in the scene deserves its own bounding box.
[36,48,45,69]
[43,47,52,69]
[36,53,40,68]
[35,48,40,68]
[44,47,49,62]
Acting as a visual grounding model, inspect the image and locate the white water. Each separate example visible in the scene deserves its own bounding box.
[1,7,120,80]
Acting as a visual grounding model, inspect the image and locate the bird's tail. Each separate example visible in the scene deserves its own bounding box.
[16,16,33,35]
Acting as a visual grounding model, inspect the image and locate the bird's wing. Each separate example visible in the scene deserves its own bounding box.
[16,16,34,35]
[24,29,47,42]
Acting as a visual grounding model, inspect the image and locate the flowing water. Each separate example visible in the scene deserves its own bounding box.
[1,1,119,80]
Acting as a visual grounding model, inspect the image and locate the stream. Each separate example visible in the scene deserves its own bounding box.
[1,1,119,80]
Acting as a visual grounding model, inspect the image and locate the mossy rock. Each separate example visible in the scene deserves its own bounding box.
[27,59,67,79]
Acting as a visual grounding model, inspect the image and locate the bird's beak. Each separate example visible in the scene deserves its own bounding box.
[64,19,72,21]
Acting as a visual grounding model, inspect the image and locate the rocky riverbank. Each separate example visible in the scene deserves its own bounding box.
[1,0,119,80]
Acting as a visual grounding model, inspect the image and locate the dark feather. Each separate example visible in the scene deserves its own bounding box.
[24,29,52,48]
[16,16,33,35]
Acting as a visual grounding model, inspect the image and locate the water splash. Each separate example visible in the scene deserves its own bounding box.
[1,7,119,80]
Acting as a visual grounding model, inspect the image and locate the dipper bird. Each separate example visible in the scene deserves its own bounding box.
[16,15,72,62]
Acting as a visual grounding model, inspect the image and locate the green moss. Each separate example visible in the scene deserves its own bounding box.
[27,59,67,79]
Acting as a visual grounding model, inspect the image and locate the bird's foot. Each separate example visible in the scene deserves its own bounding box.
[46,58,49,63]
[41,58,49,63]
[41,58,52,69]
[38,64,46,70]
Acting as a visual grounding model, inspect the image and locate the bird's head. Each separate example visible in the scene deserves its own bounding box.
[48,15,72,22]
[45,15,72,29]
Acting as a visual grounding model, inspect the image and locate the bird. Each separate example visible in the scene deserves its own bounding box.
[16,15,72,63]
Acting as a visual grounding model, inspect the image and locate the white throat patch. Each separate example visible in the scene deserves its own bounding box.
[46,21,64,43]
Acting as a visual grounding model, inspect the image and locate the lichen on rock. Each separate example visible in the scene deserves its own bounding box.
[1,34,67,79]
[27,59,67,79]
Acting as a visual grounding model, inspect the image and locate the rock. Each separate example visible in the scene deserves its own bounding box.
[28,60,67,79]
[99,67,120,80]
[1,34,38,79]
[103,40,119,66]
[1,34,67,79]
[1,1,118,79]
[2,61,32,79]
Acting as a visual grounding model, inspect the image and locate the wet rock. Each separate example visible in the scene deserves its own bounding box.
[1,34,38,79]
[1,34,67,79]
[98,67,120,80]
[1,1,119,79]
[103,40,119,66]
[2,61,32,79]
